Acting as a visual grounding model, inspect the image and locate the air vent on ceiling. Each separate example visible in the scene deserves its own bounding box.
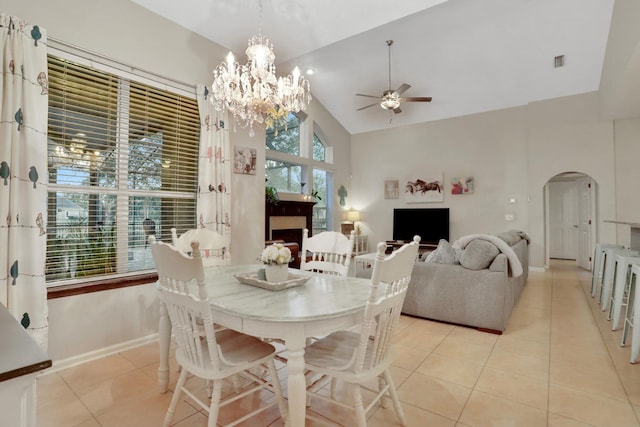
[554,55,565,68]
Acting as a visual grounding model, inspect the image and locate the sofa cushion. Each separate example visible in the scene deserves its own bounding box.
[489,253,507,272]
[459,239,500,270]
[425,239,460,264]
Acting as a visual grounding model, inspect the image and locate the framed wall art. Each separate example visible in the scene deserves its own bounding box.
[405,174,444,203]
[384,180,399,199]
[233,146,256,175]
[451,176,474,194]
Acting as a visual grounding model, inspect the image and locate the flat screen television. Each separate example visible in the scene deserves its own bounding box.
[392,208,449,245]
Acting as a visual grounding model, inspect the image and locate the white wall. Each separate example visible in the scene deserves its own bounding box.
[2,0,351,361]
[351,106,529,253]
[351,92,621,269]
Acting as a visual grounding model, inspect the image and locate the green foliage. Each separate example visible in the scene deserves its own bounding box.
[266,185,279,204]
[266,113,300,155]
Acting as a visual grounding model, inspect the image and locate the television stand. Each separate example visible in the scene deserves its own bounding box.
[385,240,437,256]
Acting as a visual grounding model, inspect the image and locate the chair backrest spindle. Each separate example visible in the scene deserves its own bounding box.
[354,235,420,373]
[300,228,355,276]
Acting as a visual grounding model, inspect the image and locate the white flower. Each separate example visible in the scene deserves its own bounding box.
[260,243,292,265]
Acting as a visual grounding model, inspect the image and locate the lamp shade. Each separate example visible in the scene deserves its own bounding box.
[345,210,361,222]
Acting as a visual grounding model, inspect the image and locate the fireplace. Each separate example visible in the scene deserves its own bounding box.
[265,200,316,250]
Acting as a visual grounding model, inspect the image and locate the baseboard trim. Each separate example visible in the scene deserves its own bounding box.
[529,266,545,272]
[41,333,159,375]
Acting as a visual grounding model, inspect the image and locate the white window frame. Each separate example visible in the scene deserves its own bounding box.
[46,46,199,288]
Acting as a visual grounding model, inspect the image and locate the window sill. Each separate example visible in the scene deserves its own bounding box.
[47,273,158,299]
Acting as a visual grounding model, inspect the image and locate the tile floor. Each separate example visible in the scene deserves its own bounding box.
[36,260,640,426]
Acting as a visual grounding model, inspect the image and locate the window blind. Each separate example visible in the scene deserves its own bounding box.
[46,55,200,284]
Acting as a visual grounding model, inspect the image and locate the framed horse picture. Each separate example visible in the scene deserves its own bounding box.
[405,174,444,203]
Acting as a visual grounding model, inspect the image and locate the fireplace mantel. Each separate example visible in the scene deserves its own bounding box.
[265,200,316,244]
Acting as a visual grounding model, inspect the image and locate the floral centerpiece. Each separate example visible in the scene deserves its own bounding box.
[260,243,292,282]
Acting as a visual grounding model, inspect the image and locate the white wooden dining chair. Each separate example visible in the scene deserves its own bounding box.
[149,236,288,427]
[303,235,420,427]
[300,228,356,277]
[171,227,227,267]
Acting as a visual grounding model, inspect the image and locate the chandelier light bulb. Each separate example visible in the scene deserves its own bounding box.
[210,7,311,136]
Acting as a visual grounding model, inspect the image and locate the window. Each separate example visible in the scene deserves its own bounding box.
[312,169,330,234]
[265,160,302,193]
[265,114,333,234]
[266,113,300,156]
[46,55,200,285]
[312,133,325,162]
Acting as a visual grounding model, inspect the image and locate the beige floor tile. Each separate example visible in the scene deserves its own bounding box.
[171,411,208,426]
[448,325,500,346]
[75,369,161,415]
[396,373,471,421]
[549,358,628,401]
[58,353,137,392]
[416,353,484,388]
[492,333,550,359]
[474,366,548,411]
[370,402,455,427]
[36,373,95,427]
[548,413,600,427]
[458,390,547,427]
[549,383,640,427]
[93,387,198,427]
[503,319,551,343]
[391,343,430,371]
[485,343,550,379]
[119,342,160,368]
[35,261,640,427]
[434,332,495,364]
[393,329,446,354]
[72,418,102,427]
[389,364,413,389]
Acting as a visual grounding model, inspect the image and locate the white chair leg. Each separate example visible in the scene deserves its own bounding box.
[350,383,367,427]
[383,369,407,426]
[207,380,223,427]
[609,261,627,323]
[267,360,289,423]
[164,368,188,427]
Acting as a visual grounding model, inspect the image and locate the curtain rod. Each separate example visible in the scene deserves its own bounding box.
[47,36,197,94]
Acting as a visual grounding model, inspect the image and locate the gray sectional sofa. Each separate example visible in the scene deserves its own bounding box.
[401,230,529,333]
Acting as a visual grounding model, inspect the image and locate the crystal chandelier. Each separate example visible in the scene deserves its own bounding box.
[210,1,311,137]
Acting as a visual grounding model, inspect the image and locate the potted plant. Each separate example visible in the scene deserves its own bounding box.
[260,243,292,282]
[266,184,279,205]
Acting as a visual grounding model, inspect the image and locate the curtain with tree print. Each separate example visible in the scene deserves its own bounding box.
[0,14,49,349]
[196,84,231,264]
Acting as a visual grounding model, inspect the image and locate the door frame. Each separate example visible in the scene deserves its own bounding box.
[544,172,597,270]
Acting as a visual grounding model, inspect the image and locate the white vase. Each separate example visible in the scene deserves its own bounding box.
[265,264,288,283]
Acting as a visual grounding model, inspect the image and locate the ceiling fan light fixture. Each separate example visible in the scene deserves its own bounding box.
[380,98,400,110]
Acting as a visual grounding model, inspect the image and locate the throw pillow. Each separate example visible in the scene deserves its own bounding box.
[489,253,507,272]
[426,239,460,264]
[459,239,500,270]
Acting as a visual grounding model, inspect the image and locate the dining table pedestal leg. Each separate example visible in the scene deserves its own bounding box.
[285,335,307,427]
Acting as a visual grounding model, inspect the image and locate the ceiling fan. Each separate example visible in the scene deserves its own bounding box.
[356,40,432,114]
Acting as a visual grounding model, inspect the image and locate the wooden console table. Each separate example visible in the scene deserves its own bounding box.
[385,240,437,256]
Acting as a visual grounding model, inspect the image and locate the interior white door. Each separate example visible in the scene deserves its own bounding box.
[549,181,579,260]
[577,176,593,270]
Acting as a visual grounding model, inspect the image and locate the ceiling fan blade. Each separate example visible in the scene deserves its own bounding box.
[395,83,411,95]
[355,93,381,99]
[357,102,379,111]
[393,106,402,114]
[399,97,432,102]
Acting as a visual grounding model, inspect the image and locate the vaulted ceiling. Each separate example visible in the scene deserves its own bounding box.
[131,0,615,134]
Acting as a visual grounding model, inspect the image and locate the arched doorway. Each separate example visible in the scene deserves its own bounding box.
[544,172,597,270]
